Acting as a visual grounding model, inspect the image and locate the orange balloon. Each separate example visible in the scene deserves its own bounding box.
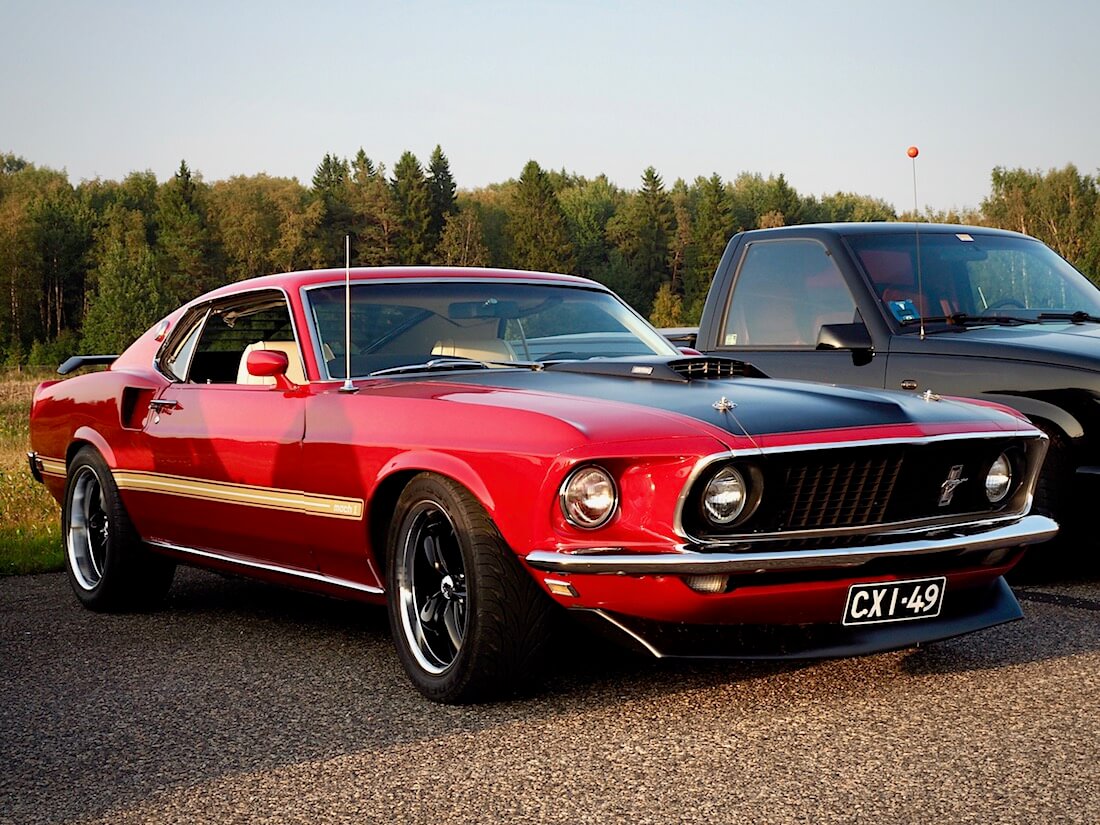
[907,146,919,158]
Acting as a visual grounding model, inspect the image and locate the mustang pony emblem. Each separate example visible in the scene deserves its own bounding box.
[938,464,968,506]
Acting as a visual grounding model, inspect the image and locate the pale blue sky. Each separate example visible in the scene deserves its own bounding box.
[3,0,1097,212]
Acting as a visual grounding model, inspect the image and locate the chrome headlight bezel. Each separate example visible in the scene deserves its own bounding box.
[984,451,1014,504]
[701,466,748,525]
[698,463,763,529]
[559,465,618,529]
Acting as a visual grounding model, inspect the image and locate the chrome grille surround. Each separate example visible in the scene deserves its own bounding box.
[674,430,1048,549]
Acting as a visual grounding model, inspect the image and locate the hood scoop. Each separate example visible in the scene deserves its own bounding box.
[544,356,767,383]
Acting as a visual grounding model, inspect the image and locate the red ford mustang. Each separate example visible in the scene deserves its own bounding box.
[28,267,1056,702]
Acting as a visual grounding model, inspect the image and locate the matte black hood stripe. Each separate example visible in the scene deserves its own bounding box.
[420,364,1012,438]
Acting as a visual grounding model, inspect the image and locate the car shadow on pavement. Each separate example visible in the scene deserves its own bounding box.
[899,591,1100,678]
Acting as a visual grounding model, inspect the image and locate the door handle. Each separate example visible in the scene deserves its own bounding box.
[148,398,179,423]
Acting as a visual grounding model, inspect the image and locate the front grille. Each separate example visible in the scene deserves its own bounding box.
[683,438,1030,547]
[783,451,901,530]
[668,357,762,380]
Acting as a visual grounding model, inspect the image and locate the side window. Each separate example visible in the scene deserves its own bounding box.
[723,240,857,347]
[186,295,302,385]
[162,312,207,380]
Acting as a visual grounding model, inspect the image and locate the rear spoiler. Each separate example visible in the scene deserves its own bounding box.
[57,355,119,375]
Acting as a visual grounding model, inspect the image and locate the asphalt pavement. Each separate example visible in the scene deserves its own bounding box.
[1,562,1098,824]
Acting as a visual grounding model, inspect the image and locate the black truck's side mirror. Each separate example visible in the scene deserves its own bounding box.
[817,323,873,365]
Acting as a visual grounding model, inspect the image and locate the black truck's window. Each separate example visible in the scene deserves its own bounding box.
[723,240,856,347]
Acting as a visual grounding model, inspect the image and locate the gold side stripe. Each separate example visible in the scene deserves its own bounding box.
[112,469,365,521]
[39,457,67,477]
[34,457,363,520]
[113,470,364,520]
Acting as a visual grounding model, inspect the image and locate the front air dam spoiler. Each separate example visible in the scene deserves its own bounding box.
[572,577,1022,660]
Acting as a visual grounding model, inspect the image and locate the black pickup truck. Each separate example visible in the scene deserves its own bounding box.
[675,222,1100,540]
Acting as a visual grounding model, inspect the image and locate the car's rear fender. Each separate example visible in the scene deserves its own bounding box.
[68,426,118,469]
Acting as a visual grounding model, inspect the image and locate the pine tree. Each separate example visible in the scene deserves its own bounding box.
[352,149,376,184]
[683,174,734,318]
[312,153,349,193]
[31,182,93,339]
[509,160,575,272]
[605,167,673,315]
[391,151,432,265]
[558,175,621,278]
[353,161,401,266]
[427,145,457,250]
[156,160,221,304]
[82,209,170,353]
[308,153,356,266]
[668,181,692,294]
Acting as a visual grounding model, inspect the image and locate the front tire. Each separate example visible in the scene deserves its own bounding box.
[386,473,554,703]
[63,446,175,611]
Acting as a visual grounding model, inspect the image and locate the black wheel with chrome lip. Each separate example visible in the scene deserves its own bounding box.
[398,498,468,673]
[386,473,554,703]
[63,446,175,611]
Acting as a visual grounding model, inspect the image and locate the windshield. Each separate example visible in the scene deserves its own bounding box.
[846,231,1100,331]
[306,280,680,378]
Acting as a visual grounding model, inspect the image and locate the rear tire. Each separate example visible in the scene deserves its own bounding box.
[386,473,554,703]
[63,446,175,611]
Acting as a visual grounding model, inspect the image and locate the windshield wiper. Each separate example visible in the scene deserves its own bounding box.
[899,313,1031,330]
[368,358,543,377]
[1037,311,1100,324]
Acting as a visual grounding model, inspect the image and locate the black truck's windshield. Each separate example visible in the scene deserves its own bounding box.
[846,231,1100,332]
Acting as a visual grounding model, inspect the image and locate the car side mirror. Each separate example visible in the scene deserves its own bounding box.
[246,349,297,390]
[816,323,872,351]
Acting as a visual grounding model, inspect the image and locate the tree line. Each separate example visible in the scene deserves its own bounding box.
[2,147,1099,365]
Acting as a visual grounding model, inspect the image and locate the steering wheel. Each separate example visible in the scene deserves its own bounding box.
[984,298,1025,312]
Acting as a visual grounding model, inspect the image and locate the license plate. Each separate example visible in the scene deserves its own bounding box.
[842,577,946,626]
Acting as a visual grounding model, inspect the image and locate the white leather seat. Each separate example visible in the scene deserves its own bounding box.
[431,338,517,362]
[236,341,307,385]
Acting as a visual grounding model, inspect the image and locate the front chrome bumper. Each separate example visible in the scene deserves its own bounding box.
[524,514,1058,576]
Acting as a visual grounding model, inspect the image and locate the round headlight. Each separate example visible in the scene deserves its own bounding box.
[985,453,1013,503]
[702,466,748,525]
[560,466,617,529]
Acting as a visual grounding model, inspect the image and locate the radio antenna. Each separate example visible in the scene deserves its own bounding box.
[908,145,926,340]
[338,234,359,393]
